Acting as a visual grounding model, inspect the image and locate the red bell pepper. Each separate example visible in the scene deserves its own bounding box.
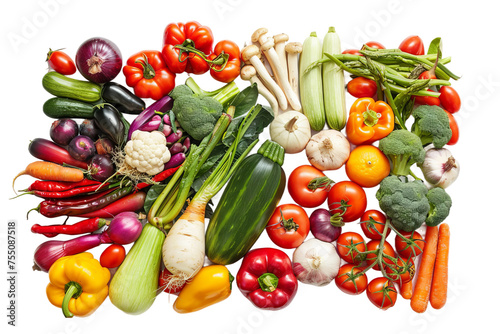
[236,248,298,310]
[208,40,241,83]
[122,51,176,100]
[162,21,214,75]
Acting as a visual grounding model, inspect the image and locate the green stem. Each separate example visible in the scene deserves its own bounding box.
[258,273,279,292]
[62,282,83,318]
[185,77,239,107]
[135,53,156,80]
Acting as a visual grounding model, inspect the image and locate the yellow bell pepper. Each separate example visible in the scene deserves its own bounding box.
[46,252,110,318]
[173,265,233,313]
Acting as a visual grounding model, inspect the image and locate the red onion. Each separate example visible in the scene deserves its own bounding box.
[75,37,122,84]
[310,208,342,242]
[33,212,142,272]
[89,154,115,182]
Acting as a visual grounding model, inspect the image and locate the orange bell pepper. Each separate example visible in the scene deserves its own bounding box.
[346,97,394,145]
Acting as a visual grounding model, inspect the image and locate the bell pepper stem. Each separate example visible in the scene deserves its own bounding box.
[135,53,156,80]
[258,273,279,292]
[62,281,83,318]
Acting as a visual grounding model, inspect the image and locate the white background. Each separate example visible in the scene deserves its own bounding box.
[1,0,498,333]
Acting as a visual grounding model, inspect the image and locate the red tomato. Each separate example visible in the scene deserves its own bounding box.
[99,244,126,268]
[328,181,367,223]
[439,86,461,113]
[395,231,425,258]
[266,204,310,249]
[386,257,415,285]
[342,49,363,56]
[399,35,425,55]
[347,77,378,98]
[335,264,368,295]
[366,277,398,310]
[364,41,385,49]
[158,268,186,294]
[336,232,366,264]
[46,49,76,75]
[365,240,396,271]
[360,210,390,240]
[288,165,329,208]
[445,110,459,145]
[413,89,441,106]
[419,70,436,80]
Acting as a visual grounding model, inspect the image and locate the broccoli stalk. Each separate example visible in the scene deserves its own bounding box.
[411,105,452,148]
[185,77,239,107]
[378,129,426,176]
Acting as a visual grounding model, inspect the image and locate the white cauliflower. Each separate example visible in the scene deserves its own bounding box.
[124,130,171,175]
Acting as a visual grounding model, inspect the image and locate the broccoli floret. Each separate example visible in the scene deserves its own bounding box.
[425,187,452,226]
[411,105,452,148]
[169,84,194,100]
[378,129,426,176]
[376,176,430,232]
[171,95,223,141]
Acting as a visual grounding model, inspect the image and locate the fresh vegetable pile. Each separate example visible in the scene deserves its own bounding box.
[13,22,461,318]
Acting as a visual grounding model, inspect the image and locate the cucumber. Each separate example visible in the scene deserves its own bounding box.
[323,27,347,131]
[43,97,95,119]
[205,140,286,265]
[42,71,101,102]
[300,31,325,131]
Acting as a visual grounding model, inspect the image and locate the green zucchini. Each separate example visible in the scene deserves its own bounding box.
[205,140,286,265]
[42,71,101,102]
[43,97,95,119]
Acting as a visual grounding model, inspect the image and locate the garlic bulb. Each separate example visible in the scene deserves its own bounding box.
[419,148,459,188]
[292,238,340,286]
[269,110,311,154]
[306,129,350,170]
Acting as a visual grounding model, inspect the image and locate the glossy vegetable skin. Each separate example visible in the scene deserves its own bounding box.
[43,98,95,119]
[173,265,233,313]
[93,104,125,146]
[366,277,398,310]
[398,35,425,55]
[205,141,286,265]
[42,71,101,102]
[347,77,377,98]
[328,181,367,223]
[287,165,329,208]
[266,204,310,249]
[101,82,145,114]
[208,40,241,83]
[28,138,89,169]
[100,244,126,268]
[236,248,298,310]
[46,49,76,75]
[335,264,367,295]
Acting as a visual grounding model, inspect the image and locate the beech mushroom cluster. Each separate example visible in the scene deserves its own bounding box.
[240,28,303,116]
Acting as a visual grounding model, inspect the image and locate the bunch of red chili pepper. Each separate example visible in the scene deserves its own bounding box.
[123,21,241,101]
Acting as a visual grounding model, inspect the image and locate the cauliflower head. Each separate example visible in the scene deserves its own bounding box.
[124,130,171,175]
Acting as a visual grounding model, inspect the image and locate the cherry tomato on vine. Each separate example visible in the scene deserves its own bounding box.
[99,244,126,268]
[366,277,398,310]
[46,48,76,75]
[386,257,415,285]
[365,240,396,271]
[445,110,459,145]
[287,165,329,208]
[337,232,366,264]
[439,86,461,113]
[328,181,367,223]
[364,41,385,49]
[398,35,425,55]
[360,210,390,240]
[394,231,425,258]
[335,264,368,295]
[347,77,378,98]
[266,204,310,249]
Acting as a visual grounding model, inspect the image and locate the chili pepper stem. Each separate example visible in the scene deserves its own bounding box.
[62,282,83,318]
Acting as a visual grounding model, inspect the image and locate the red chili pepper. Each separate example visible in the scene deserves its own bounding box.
[30,187,133,218]
[236,248,298,310]
[77,191,147,218]
[31,217,109,238]
[136,165,182,190]
[26,179,101,192]
[53,188,115,207]
[28,183,109,199]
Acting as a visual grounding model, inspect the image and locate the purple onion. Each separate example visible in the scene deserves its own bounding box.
[102,212,143,245]
[310,208,342,242]
[75,37,122,84]
[166,129,182,144]
[128,95,173,140]
[163,114,171,125]
[169,142,184,155]
[50,118,79,146]
[89,154,115,182]
[68,135,96,161]
[164,152,185,169]
[162,124,172,137]
[138,115,162,131]
[79,119,101,140]
[182,137,190,152]
[95,137,115,155]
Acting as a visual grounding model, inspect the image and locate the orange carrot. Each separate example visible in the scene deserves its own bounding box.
[410,225,439,313]
[401,281,413,300]
[430,223,450,309]
[13,161,84,193]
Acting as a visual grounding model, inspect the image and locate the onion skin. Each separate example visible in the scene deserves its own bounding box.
[75,37,122,84]
[310,208,341,242]
[68,135,96,161]
[292,239,340,286]
[50,118,79,146]
[103,212,143,245]
[89,154,115,182]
